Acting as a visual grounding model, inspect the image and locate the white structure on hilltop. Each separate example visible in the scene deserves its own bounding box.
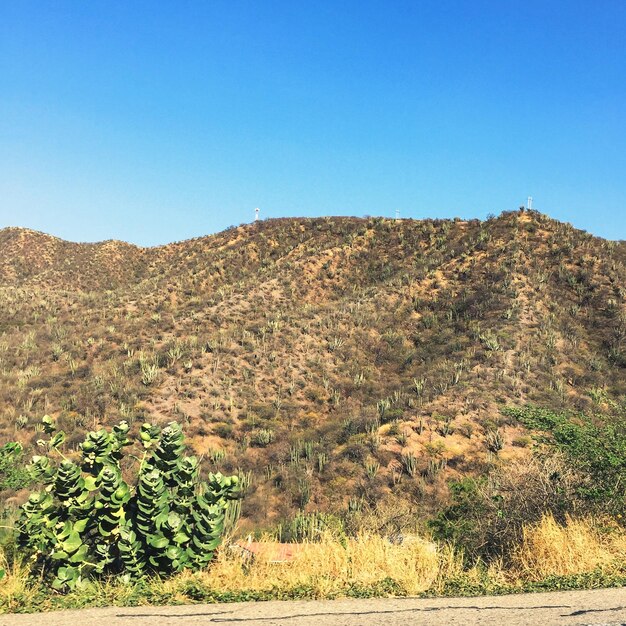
[527,196,533,210]
[255,207,260,222]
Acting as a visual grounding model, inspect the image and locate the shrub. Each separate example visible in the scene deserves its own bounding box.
[503,405,626,515]
[16,416,240,591]
[0,442,32,491]
[428,454,583,563]
[251,429,274,447]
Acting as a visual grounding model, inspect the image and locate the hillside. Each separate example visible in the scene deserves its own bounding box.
[1,210,625,526]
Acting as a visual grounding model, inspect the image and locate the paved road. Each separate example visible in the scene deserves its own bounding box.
[2,588,626,626]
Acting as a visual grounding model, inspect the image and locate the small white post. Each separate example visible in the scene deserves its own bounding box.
[255,207,260,222]
[527,196,533,210]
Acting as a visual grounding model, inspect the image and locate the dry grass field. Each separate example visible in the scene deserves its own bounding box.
[2,514,625,612]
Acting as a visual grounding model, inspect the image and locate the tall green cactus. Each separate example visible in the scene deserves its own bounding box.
[17,416,240,591]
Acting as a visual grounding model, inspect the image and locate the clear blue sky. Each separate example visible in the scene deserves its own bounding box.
[1,1,625,245]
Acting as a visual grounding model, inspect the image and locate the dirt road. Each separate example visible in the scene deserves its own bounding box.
[2,588,626,625]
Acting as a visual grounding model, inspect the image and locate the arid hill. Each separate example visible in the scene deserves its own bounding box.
[1,211,625,526]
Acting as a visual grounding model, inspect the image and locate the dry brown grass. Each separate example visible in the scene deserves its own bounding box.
[0,551,31,602]
[2,515,626,612]
[192,533,443,596]
[512,514,626,580]
[151,516,626,598]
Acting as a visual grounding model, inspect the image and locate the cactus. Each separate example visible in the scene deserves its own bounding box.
[401,452,419,477]
[17,416,240,591]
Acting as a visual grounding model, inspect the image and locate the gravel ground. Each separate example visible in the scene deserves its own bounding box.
[2,588,626,626]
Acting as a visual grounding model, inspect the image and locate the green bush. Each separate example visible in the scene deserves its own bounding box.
[503,405,626,515]
[16,416,240,591]
[431,404,626,564]
[0,442,32,491]
[428,477,492,560]
[429,453,583,563]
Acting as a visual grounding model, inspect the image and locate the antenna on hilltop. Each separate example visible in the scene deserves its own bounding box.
[255,207,260,222]
[395,209,400,221]
[527,196,533,210]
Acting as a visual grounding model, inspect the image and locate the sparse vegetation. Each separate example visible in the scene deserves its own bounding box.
[1,213,625,526]
[0,212,625,611]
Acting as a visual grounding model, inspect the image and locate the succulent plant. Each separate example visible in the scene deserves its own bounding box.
[17,416,240,591]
